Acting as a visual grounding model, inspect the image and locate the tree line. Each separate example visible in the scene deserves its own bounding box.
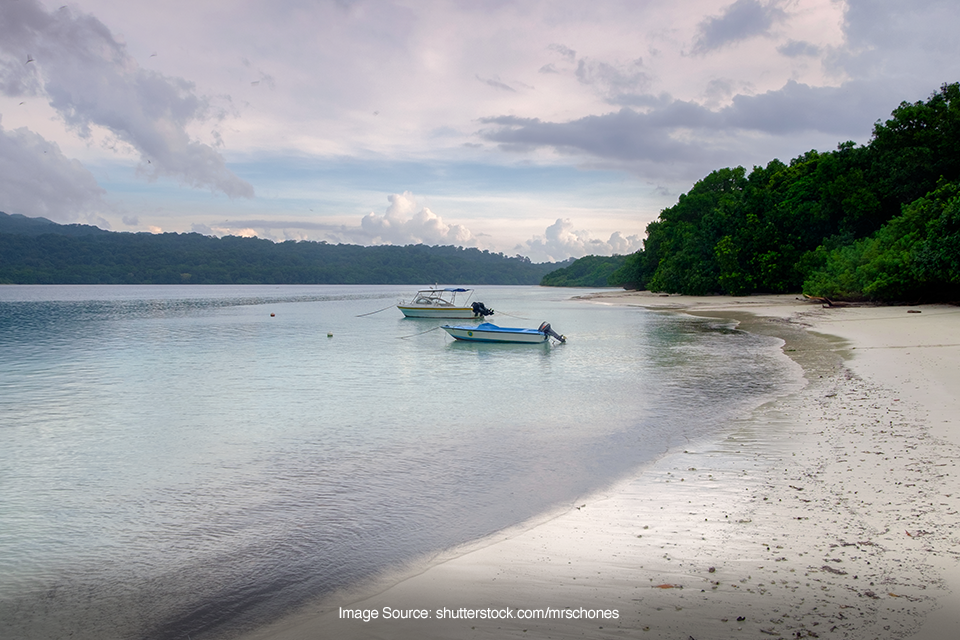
[539,255,626,287]
[572,82,960,302]
[0,217,558,285]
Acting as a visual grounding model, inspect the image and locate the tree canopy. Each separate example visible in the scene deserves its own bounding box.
[553,82,960,303]
[539,255,623,287]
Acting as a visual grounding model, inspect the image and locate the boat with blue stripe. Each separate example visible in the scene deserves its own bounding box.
[441,321,566,344]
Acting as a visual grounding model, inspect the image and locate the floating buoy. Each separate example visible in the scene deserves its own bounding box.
[270,313,275,317]
[327,332,333,337]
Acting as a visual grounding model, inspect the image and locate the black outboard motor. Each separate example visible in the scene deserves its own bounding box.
[471,301,494,317]
[538,322,566,343]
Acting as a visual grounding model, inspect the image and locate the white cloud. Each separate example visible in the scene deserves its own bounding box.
[359,192,476,246]
[0,118,104,220]
[0,0,253,199]
[520,218,644,263]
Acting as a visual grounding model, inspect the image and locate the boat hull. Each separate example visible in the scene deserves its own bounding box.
[398,306,482,319]
[441,323,548,343]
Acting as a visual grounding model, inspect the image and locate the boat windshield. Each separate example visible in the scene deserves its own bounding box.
[411,288,473,306]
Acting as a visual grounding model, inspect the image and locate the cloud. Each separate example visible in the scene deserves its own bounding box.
[777,40,821,58]
[721,80,884,135]
[575,57,653,105]
[476,74,517,92]
[0,119,105,220]
[693,0,788,54]
[478,79,901,179]
[0,0,253,199]
[539,44,576,75]
[359,192,476,246]
[833,0,960,80]
[215,219,349,234]
[520,218,643,263]
[479,105,715,168]
[197,197,477,247]
[548,44,577,62]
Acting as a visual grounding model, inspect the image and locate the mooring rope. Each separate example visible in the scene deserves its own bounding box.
[355,303,397,317]
[492,310,530,320]
[399,326,444,339]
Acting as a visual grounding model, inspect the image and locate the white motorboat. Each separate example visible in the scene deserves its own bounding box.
[397,287,494,319]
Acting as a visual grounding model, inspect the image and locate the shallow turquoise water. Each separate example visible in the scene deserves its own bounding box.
[0,285,798,639]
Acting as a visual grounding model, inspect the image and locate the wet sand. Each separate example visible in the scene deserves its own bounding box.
[237,293,960,640]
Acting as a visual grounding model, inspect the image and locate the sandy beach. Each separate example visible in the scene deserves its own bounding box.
[238,293,960,640]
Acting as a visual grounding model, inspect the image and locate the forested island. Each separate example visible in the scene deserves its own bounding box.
[586,82,960,303]
[0,215,562,285]
[539,255,627,287]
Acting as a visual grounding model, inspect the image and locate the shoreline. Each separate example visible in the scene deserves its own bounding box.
[237,293,960,640]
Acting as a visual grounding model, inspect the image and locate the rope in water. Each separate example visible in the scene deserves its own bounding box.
[355,303,398,317]
[399,326,443,340]
[492,309,530,320]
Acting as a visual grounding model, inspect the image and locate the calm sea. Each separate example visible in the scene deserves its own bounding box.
[0,285,798,639]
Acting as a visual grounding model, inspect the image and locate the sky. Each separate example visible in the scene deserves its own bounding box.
[1,0,959,262]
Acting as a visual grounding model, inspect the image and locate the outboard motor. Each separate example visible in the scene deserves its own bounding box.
[538,322,566,343]
[471,301,494,317]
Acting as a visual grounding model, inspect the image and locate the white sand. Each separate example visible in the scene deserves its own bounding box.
[238,293,960,640]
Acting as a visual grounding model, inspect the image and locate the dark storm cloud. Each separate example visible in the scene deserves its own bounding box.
[0,0,253,199]
[692,0,787,54]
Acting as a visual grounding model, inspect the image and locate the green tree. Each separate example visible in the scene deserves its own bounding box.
[804,181,960,301]
[868,82,960,224]
[540,255,625,287]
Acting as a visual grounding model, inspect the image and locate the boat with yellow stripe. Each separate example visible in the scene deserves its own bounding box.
[397,287,494,319]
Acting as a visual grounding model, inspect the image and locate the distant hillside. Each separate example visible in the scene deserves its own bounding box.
[0,212,558,285]
[0,212,111,237]
[539,255,625,287]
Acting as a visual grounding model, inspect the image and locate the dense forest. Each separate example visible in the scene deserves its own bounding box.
[589,82,960,302]
[539,255,626,287]
[0,214,558,285]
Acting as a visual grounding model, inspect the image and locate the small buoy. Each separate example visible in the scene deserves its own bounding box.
[270,313,275,317]
[327,332,333,337]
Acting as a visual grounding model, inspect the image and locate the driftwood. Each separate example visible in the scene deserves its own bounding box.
[802,293,849,307]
